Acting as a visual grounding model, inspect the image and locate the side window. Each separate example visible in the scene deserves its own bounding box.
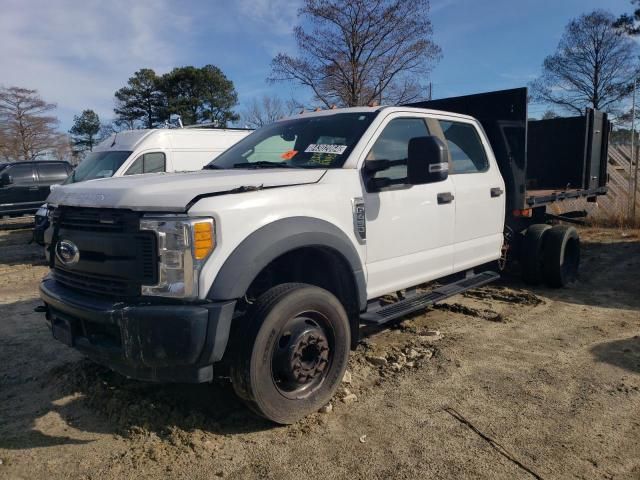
[125,157,143,175]
[125,152,166,175]
[143,152,165,173]
[366,118,430,180]
[36,163,69,183]
[5,164,35,184]
[439,121,488,174]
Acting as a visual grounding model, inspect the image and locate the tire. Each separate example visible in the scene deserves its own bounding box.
[542,225,580,288]
[230,283,350,424]
[521,224,551,285]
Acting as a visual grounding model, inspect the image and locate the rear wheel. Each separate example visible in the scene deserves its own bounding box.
[542,225,580,288]
[230,283,350,424]
[521,224,551,285]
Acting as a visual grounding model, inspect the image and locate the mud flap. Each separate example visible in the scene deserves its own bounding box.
[52,318,74,346]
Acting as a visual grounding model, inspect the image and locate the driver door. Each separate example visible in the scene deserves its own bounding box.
[362,114,455,299]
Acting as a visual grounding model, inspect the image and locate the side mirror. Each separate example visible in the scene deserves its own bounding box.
[0,173,13,186]
[407,136,449,185]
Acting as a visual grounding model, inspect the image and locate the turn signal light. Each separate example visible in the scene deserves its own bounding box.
[512,209,532,218]
[193,221,214,259]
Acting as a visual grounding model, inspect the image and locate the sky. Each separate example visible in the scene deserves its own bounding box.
[0,0,635,130]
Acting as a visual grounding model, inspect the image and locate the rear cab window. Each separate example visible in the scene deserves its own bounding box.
[36,163,70,183]
[438,120,488,174]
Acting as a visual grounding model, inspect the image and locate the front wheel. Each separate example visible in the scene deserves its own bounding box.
[230,283,350,424]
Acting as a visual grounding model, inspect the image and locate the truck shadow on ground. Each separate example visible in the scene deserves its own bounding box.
[508,239,640,312]
[590,336,640,374]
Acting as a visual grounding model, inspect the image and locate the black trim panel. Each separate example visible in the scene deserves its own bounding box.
[39,277,236,382]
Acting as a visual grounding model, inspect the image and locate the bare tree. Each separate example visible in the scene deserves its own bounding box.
[530,10,638,115]
[269,0,441,107]
[51,134,74,163]
[242,95,301,128]
[0,86,60,161]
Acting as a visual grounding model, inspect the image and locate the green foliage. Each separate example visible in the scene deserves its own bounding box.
[69,109,101,152]
[161,65,239,126]
[113,65,239,128]
[114,68,166,129]
[614,0,640,34]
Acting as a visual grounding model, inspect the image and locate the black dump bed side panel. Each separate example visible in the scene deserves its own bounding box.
[527,116,587,190]
[408,88,528,213]
[527,110,610,191]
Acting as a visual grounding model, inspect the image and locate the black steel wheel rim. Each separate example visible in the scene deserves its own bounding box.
[271,311,333,399]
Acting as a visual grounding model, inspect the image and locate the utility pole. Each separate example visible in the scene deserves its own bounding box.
[634,125,639,221]
[629,79,636,220]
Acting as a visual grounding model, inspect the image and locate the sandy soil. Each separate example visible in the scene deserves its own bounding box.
[0,219,639,480]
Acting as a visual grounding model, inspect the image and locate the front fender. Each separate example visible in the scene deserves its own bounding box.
[206,216,366,310]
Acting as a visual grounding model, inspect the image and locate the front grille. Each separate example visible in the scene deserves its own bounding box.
[56,207,139,233]
[53,268,131,297]
[51,207,158,298]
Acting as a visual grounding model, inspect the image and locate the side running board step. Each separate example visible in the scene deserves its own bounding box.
[360,271,499,326]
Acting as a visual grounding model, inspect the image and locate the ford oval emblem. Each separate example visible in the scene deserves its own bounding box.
[56,240,80,266]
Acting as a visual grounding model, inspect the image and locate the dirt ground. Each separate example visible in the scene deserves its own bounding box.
[0,218,639,480]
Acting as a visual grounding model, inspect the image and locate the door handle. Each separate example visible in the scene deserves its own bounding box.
[29,186,39,191]
[490,187,504,197]
[437,192,454,204]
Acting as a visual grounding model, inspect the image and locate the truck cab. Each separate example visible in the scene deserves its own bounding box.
[0,161,72,216]
[38,90,609,424]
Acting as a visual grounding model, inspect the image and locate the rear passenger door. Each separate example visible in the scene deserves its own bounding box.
[0,163,38,210]
[439,119,505,271]
[35,163,71,202]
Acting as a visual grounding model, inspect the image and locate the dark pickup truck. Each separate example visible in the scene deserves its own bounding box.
[0,161,72,216]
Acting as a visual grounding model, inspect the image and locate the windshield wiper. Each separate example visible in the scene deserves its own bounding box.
[233,161,295,169]
[203,164,223,170]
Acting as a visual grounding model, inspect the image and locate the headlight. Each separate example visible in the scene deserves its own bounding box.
[140,216,215,299]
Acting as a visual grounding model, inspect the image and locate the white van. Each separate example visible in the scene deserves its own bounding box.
[64,128,252,184]
[32,128,251,243]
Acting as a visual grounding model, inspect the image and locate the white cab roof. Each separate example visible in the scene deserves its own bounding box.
[94,128,252,152]
[281,105,477,122]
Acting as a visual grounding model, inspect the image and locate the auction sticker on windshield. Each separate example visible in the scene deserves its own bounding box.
[305,144,348,154]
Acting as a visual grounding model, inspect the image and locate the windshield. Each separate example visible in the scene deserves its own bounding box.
[64,151,132,184]
[207,112,378,169]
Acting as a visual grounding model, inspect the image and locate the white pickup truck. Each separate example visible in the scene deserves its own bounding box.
[38,88,610,423]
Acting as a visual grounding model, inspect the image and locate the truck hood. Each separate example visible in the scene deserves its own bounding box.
[47,169,325,212]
